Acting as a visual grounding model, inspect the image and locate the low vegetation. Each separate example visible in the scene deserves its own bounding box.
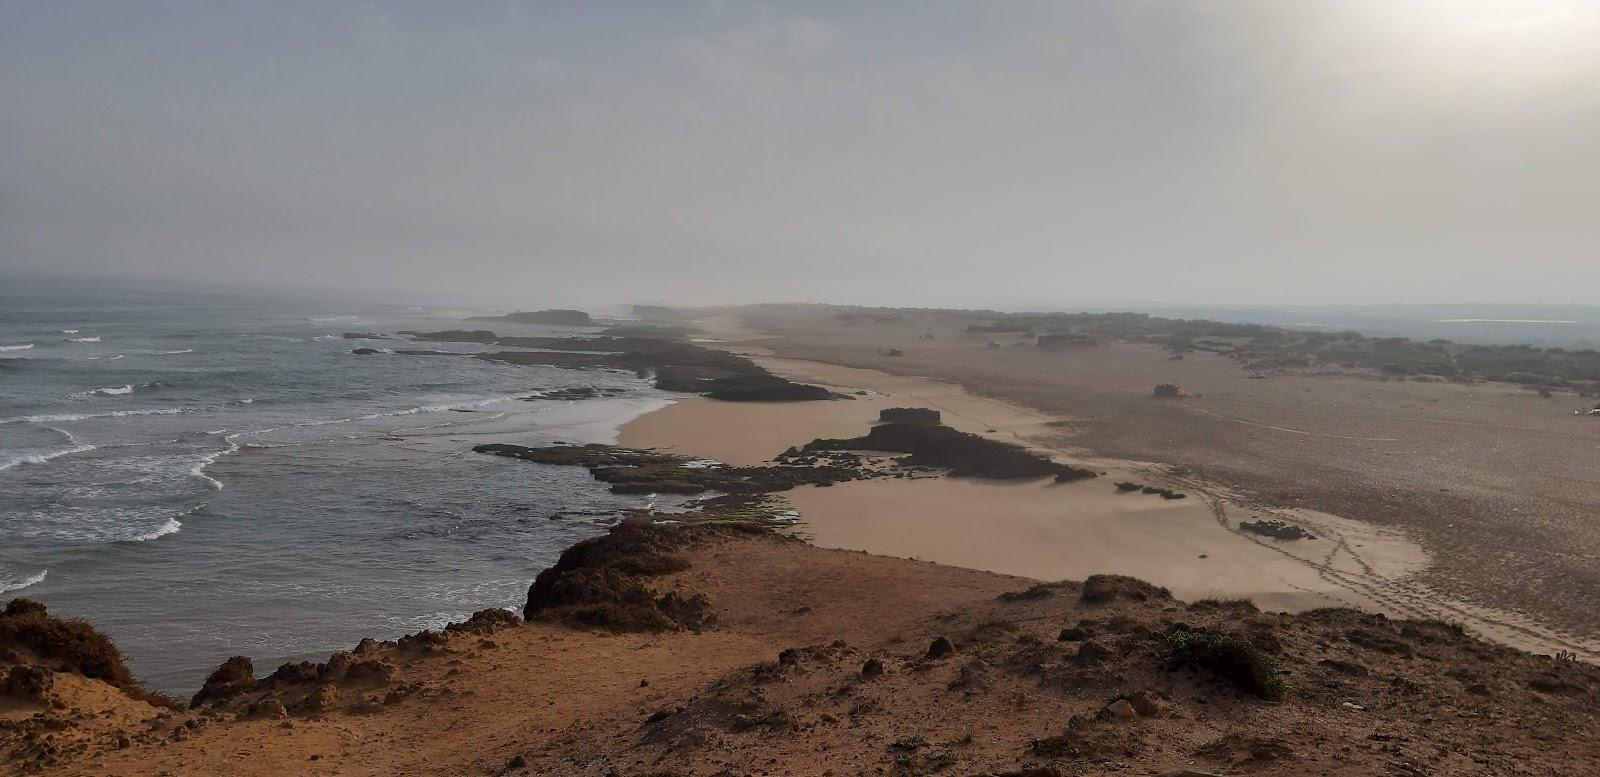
[1165,625,1286,701]
[798,304,1600,392]
[0,598,180,709]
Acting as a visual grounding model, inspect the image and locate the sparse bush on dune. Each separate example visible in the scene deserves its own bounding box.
[1166,625,1285,701]
[1080,574,1171,604]
[1,597,180,709]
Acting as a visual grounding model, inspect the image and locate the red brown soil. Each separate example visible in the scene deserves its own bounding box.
[7,525,1599,776]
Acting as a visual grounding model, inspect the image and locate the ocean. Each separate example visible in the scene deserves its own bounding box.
[0,279,675,693]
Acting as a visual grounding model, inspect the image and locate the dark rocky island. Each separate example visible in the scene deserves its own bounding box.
[397,329,837,402]
[465,309,594,326]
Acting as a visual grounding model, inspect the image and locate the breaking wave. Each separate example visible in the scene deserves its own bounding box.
[68,384,135,400]
[0,570,47,594]
[67,336,101,343]
[0,343,34,351]
[0,407,190,425]
[0,443,97,472]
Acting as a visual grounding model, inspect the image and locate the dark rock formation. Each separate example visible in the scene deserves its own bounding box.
[474,443,866,495]
[341,332,393,340]
[631,304,688,321]
[467,309,593,326]
[522,519,722,631]
[400,329,499,344]
[878,407,941,425]
[350,348,381,355]
[191,656,255,707]
[703,375,834,401]
[404,330,836,403]
[1,664,52,701]
[802,423,1096,481]
[1239,519,1314,541]
[1152,383,1188,398]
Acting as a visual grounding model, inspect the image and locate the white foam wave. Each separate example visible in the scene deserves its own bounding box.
[67,336,101,343]
[0,443,97,471]
[0,570,47,594]
[68,384,135,400]
[108,354,124,360]
[188,434,241,491]
[0,407,188,425]
[0,343,33,351]
[294,396,519,429]
[309,315,359,322]
[127,516,183,542]
[60,329,79,334]
[156,348,194,355]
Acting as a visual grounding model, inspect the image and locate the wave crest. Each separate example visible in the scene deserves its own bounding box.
[0,570,47,594]
[0,443,96,471]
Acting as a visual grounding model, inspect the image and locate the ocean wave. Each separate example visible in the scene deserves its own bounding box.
[0,343,34,351]
[68,384,135,400]
[156,348,194,355]
[293,395,521,429]
[0,570,47,594]
[127,516,183,542]
[67,336,101,343]
[188,434,241,491]
[60,329,79,334]
[0,443,97,471]
[309,315,359,322]
[0,407,190,425]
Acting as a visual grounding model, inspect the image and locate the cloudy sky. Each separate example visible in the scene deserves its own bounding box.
[3,1,1597,307]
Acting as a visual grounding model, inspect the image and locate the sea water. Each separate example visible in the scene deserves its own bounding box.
[0,278,673,693]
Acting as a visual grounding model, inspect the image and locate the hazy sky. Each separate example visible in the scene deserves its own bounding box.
[3,1,1597,308]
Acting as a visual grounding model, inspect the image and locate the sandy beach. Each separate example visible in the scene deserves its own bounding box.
[619,320,1599,660]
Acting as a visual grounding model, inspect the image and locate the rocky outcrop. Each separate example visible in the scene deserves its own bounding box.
[631,305,689,321]
[466,309,593,326]
[474,443,867,495]
[802,423,1097,481]
[190,656,254,708]
[1239,519,1314,540]
[522,519,721,631]
[398,329,499,344]
[878,407,940,425]
[402,330,836,403]
[704,375,835,401]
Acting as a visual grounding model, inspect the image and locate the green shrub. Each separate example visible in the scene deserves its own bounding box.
[1166,626,1284,700]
